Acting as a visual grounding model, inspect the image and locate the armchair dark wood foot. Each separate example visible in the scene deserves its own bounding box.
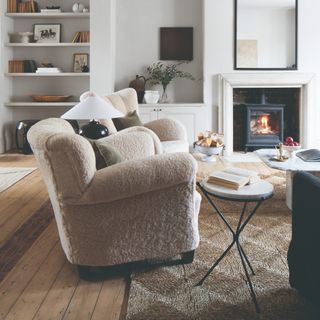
[77,264,131,281]
[78,265,93,281]
[77,250,195,281]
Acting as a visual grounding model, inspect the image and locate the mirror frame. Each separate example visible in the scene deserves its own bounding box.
[234,0,298,70]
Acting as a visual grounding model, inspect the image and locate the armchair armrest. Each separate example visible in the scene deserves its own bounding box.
[101,128,162,160]
[66,153,197,205]
[144,118,187,141]
[118,126,162,154]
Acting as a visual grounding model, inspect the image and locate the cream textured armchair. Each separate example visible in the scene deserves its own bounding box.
[28,118,201,275]
[100,88,189,153]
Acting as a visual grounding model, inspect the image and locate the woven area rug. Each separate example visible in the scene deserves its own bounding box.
[126,159,316,320]
[0,167,36,192]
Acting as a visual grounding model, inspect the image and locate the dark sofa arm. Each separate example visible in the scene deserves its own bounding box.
[292,172,320,232]
[288,171,320,303]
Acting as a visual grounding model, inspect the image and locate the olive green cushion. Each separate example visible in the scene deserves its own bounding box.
[88,138,124,170]
[112,110,143,131]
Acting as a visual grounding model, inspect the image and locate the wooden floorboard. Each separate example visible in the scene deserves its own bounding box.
[0,189,48,246]
[33,263,79,320]
[4,242,66,320]
[0,222,59,319]
[0,154,129,320]
[91,278,129,320]
[62,279,104,320]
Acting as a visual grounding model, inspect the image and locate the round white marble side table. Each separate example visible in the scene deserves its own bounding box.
[196,178,274,313]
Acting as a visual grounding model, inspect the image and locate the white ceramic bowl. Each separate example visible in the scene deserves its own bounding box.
[283,145,301,157]
[9,32,33,43]
[144,90,160,104]
[194,144,223,156]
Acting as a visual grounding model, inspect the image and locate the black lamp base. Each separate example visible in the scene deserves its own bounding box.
[80,120,109,140]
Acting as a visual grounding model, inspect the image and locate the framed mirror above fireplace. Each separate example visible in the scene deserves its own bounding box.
[234,0,298,70]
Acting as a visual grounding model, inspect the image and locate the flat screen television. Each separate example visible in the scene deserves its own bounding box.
[160,27,193,61]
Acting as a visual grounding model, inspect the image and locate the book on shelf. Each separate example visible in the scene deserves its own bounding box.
[8,1,39,13]
[20,1,38,13]
[8,60,37,73]
[296,149,320,162]
[36,67,62,73]
[72,31,90,43]
[40,9,62,13]
[207,167,260,190]
[7,0,17,13]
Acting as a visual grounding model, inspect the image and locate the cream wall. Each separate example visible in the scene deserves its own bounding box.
[90,0,116,95]
[115,0,203,103]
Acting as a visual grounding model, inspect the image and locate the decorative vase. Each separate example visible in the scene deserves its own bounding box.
[144,91,160,104]
[129,75,146,103]
[72,3,84,12]
[160,86,169,103]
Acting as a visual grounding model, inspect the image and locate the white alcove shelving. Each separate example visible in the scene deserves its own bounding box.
[3,0,90,112]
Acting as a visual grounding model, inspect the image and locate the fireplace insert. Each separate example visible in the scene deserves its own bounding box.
[245,104,284,152]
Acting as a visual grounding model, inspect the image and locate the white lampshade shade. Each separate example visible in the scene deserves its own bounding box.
[61,92,123,120]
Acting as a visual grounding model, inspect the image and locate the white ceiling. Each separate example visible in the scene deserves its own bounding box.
[239,0,296,9]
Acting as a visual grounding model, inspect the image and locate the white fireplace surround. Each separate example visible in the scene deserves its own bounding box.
[218,72,316,155]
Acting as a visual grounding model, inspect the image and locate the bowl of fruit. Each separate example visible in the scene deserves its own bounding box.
[193,131,224,161]
[283,136,301,156]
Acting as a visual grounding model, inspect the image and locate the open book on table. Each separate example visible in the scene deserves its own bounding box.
[296,149,320,162]
[207,167,260,190]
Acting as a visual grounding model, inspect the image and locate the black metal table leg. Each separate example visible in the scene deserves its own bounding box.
[196,240,235,286]
[196,182,265,313]
[237,241,260,313]
[239,243,255,275]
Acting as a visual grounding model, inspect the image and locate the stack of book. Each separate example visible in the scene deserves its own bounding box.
[8,60,37,73]
[207,167,260,190]
[40,8,62,13]
[72,31,90,43]
[8,1,39,13]
[36,67,61,74]
[7,0,17,12]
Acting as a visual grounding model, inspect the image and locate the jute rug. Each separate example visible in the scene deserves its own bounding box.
[126,158,316,319]
[0,167,36,193]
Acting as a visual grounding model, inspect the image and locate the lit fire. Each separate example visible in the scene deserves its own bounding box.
[251,114,277,135]
[260,116,271,133]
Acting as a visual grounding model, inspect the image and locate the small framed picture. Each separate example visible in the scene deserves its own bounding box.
[33,24,61,43]
[73,53,89,73]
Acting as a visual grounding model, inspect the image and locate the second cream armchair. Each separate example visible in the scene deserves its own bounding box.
[99,88,189,153]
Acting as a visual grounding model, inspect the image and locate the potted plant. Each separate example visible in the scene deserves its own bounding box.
[146,62,195,103]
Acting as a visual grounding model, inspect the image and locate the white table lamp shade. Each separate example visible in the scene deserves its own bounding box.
[61,93,123,120]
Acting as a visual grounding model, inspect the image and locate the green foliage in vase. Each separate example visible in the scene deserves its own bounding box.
[146,61,195,92]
